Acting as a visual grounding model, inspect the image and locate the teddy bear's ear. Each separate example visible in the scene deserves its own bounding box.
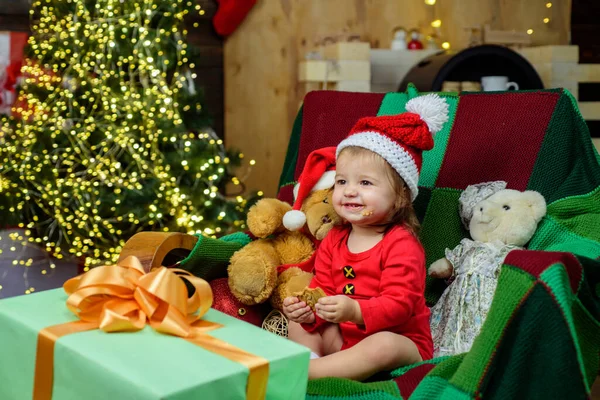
[523,191,547,222]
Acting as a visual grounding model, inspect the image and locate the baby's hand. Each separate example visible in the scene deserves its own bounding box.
[315,295,362,324]
[282,296,315,324]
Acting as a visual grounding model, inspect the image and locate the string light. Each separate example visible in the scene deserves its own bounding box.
[0,0,260,280]
[525,1,553,38]
[424,0,436,4]
[431,20,442,28]
[441,42,450,50]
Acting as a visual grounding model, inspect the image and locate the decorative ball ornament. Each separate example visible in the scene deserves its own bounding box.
[209,278,269,326]
[261,309,288,337]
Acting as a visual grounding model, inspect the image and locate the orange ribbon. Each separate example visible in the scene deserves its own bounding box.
[33,256,269,400]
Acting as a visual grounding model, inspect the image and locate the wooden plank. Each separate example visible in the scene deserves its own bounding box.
[298,60,370,82]
[518,46,579,63]
[483,25,531,46]
[579,102,600,121]
[321,42,370,61]
[533,62,600,85]
[576,64,600,82]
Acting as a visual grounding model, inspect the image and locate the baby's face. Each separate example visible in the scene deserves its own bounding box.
[332,152,395,227]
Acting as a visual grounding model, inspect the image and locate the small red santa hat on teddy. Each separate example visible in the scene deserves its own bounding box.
[283,146,337,231]
[283,93,449,230]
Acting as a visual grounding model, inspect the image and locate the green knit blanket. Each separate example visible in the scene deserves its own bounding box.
[274,86,600,399]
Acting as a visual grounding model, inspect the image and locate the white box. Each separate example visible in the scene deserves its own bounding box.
[370,49,440,93]
[518,46,579,63]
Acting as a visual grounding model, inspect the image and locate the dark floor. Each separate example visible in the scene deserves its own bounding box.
[0,229,78,299]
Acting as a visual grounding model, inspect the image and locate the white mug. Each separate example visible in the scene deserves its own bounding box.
[481,76,519,92]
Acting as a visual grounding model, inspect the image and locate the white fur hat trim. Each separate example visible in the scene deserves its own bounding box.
[292,170,336,201]
[336,131,420,201]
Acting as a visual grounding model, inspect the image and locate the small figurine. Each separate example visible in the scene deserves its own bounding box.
[391,27,408,50]
[407,30,424,50]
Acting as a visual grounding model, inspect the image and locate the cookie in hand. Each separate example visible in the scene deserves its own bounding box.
[295,287,326,311]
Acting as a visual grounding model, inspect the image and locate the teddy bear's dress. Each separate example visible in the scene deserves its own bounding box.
[429,238,519,357]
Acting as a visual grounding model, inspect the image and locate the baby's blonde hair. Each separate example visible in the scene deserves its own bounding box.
[338,146,420,234]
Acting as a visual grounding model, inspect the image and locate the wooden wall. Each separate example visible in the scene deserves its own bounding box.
[225,0,572,197]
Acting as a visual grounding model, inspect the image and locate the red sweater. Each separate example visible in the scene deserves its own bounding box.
[302,224,433,360]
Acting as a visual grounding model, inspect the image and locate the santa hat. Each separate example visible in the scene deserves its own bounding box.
[283,146,337,231]
[336,93,449,201]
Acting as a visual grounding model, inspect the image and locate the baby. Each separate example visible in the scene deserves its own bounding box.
[283,94,450,380]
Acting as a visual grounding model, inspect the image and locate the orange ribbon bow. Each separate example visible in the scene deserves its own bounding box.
[34,256,269,400]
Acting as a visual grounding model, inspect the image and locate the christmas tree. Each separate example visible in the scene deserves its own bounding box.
[0,0,258,271]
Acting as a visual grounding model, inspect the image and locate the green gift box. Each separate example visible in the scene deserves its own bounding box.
[0,288,309,400]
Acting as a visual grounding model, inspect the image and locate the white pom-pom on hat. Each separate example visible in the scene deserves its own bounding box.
[405,93,450,136]
[283,210,307,231]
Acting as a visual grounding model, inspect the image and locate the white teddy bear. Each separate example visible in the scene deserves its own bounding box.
[428,181,547,358]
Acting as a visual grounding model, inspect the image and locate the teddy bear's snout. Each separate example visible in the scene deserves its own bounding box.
[321,215,332,224]
[479,214,494,224]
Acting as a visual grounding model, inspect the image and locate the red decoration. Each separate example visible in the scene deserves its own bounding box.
[210,278,270,326]
[9,59,57,121]
[0,60,22,113]
[0,32,28,115]
[407,31,424,50]
[212,0,257,36]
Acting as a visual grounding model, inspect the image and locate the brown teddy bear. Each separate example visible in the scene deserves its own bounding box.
[227,147,341,310]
